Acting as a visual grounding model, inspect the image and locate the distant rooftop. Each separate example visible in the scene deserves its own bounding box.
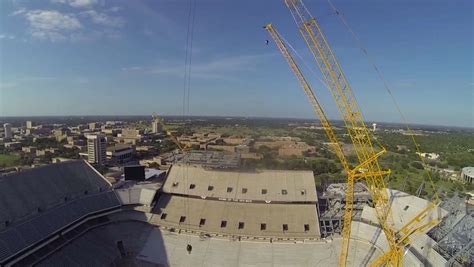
[462,167,474,177]
[178,150,240,168]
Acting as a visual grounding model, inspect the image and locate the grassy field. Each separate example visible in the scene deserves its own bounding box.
[0,154,21,167]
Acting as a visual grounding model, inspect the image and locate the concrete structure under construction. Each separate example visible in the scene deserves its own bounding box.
[154,165,320,241]
[0,159,464,266]
[318,183,371,237]
[428,194,474,265]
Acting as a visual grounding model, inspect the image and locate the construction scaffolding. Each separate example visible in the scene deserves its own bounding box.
[318,183,371,237]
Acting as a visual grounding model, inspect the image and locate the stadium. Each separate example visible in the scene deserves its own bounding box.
[0,160,453,266]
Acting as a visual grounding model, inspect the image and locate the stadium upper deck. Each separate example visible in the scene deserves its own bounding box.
[0,160,121,265]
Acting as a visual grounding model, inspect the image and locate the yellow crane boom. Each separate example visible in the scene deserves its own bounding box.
[264,24,349,173]
[281,0,395,264]
[267,1,441,265]
[264,22,391,266]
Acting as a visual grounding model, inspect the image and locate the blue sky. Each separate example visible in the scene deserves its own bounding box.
[0,0,472,128]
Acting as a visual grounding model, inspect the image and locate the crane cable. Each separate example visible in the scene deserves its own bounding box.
[326,0,439,203]
[182,0,197,247]
[183,0,197,117]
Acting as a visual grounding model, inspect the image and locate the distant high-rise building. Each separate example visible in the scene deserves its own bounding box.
[152,120,163,134]
[87,134,107,165]
[372,123,377,131]
[4,123,12,138]
[26,120,33,129]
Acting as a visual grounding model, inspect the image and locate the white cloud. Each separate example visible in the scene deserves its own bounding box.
[11,8,27,16]
[21,10,82,41]
[124,54,274,80]
[81,10,124,28]
[0,34,15,40]
[108,6,122,13]
[14,7,124,42]
[51,0,98,8]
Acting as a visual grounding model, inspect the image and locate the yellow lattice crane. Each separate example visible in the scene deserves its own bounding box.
[265,1,441,264]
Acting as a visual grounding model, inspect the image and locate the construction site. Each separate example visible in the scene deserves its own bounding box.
[0,0,472,267]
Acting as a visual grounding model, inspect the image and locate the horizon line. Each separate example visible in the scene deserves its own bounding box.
[0,114,472,130]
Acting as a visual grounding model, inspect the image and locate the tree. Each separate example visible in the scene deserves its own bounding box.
[411,161,424,170]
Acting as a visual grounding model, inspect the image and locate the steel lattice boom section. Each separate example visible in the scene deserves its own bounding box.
[263,24,358,264]
[264,22,393,265]
[264,24,349,173]
[283,0,397,265]
[274,0,442,266]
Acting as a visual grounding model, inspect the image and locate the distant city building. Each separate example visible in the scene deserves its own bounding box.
[416,152,440,160]
[89,122,97,130]
[26,120,33,129]
[106,144,134,165]
[4,142,21,150]
[51,157,74,164]
[22,146,37,154]
[152,120,163,134]
[278,142,316,157]
[118,128,142,145]
[372,123,377,131]
[36,148,57,157]
[461,167,474,184]
[3,123,12,138]
[53,128,70,142]
[87,134,107,165]
[121,128,140,138]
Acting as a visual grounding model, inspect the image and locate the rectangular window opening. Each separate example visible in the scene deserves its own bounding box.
[304,224,310,232]
[221,220,227,228]
[261,223,267,231]
[242,188,248,194]
[261,189,267,195]
[208,185,214,191]
[199,218,206,226]
[189,184,196,189]
[283,224,288,231]
[179,216,186,223]
[403,205,410,211]
[238,222,245,229]
[227,187,233,193]
[160,213,167,220]
[282,189,288,195]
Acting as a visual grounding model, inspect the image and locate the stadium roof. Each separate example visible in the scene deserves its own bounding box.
[0,160,111,228]
[361,189,447,231]
[163,165,317,203]
[0,160,120,264]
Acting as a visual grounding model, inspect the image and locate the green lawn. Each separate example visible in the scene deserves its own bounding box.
[0,154,21,167]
